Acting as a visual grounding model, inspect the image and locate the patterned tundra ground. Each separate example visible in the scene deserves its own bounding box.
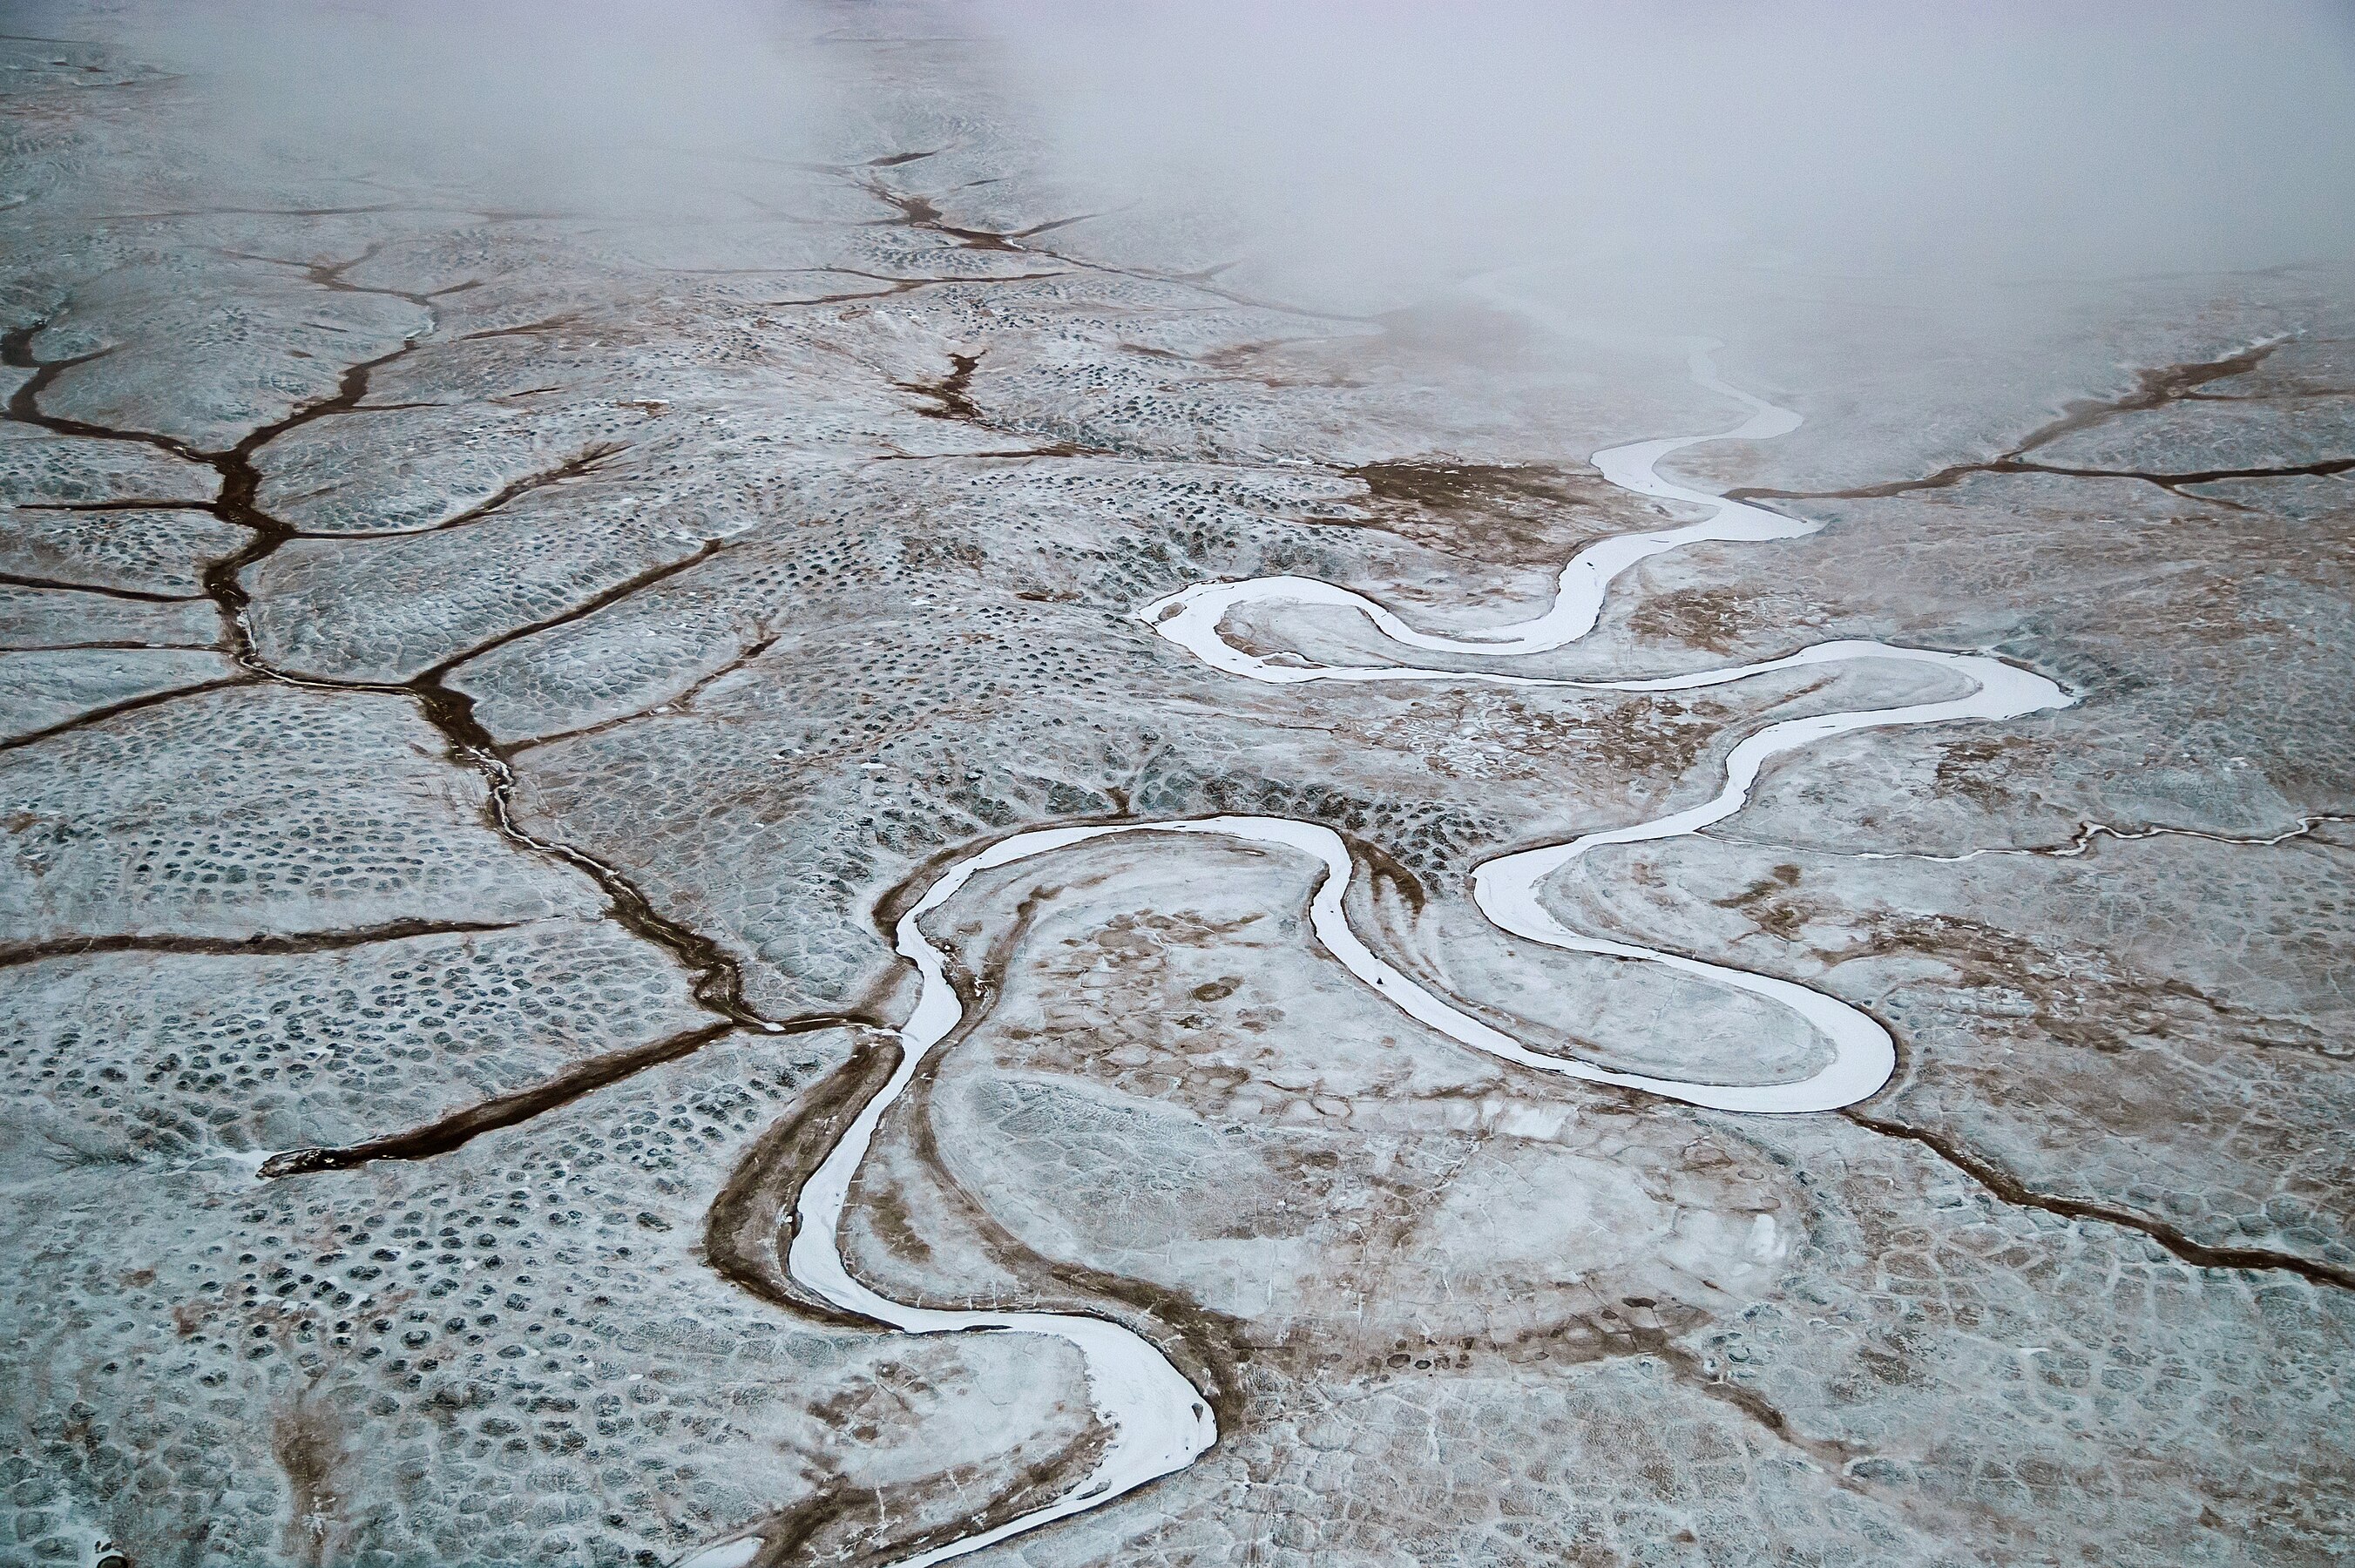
[1,10,2350,1568]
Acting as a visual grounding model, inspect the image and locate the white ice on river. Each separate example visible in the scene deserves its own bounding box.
[680,302,2073,1568]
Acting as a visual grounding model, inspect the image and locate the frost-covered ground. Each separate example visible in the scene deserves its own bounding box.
[3,10,2352,1568]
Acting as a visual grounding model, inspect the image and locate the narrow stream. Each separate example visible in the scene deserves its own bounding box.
[683,332,2071,1566]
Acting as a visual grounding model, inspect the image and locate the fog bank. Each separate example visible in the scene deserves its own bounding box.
[57,1,2355,310]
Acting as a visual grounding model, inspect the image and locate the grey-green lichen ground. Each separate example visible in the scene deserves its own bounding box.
[3,10,2352,1568]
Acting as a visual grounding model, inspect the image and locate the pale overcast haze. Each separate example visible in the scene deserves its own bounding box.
[4,6,2353,1568]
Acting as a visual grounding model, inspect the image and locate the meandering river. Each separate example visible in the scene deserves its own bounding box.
[681,332,2072,1568]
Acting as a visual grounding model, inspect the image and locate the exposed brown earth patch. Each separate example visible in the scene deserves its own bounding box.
[271,1386,349,1568]
[1502,692,1742,780]
[736,1422,1112,1568]
[1337,458,1670,565]
[1627,585,1761,654]
[701,1031,908,1329]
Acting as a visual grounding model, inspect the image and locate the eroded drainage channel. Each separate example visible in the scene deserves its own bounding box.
[678,324,2081,1567]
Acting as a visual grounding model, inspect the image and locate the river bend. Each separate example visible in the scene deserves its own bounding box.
[681,333,2072,1567]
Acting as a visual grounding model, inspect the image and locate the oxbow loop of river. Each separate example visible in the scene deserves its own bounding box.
[676,319,2074,1568]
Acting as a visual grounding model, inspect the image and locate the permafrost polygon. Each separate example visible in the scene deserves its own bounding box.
[681,327,2073,1565]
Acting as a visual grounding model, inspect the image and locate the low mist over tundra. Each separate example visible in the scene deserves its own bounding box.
[101,2,2355,291]
[3,4,2352,1567]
